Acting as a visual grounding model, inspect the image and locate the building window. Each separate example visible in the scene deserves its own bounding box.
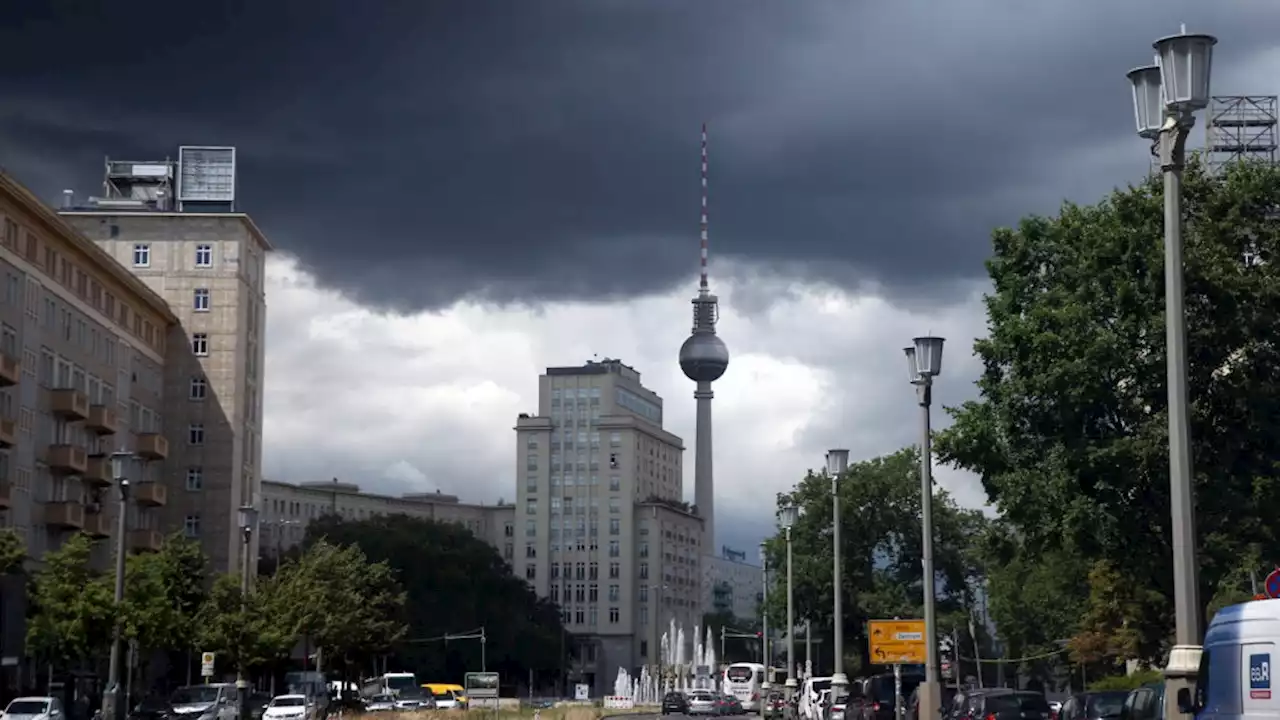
[588,562,598,580]
[588,584,599,602]
[504,522,513,537]
[525,544,536,558]
[608,607,620,624]
[525,565,536,580]
[183,515,200,538]
[639,562,649,579]
[195,244,213,267]
[608,584,620,602]
[525,500,537,515]
[189,377,207,400]
[193,288,210,312]
[608,540,620,558]
[609,474,621,491]
[191,333,208,356]
[525,520,537,537]
[609,518,620,535]
[525,475,537,493]
[132,244,150,268]
[188,423,205,445]
[609,562,620,579]
[609,431,621,447]
[639,585,649,601]
[185,467,203,491]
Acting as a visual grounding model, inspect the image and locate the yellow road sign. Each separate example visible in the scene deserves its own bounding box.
[868,619,926,665]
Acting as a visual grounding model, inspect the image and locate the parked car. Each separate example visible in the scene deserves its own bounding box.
[719,694,744,715]
[662,692,689,715]
[857,673,923,720]
[364,695,395,713]
[1119,684,1163,720]
[128,696,173,720]
[3,697,64,720]
[970,691,1052,720]
[262,696,311,720]
[688,691,719,716]
[1059,692,1129,720]
[764,691,787,720]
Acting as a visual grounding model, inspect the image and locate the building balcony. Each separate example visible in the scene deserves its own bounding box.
[44,501,86,530]
[135,433,168,460]
[47,444,88,475]
[0,483,10,510]
[128,529,163,553]
[0,419,15,449]
[83,512,110,539]
[86,405,119,435]
[0,353,18,387]
[134,482,167,508]
[50,388,89,421]
[83,456,112,487]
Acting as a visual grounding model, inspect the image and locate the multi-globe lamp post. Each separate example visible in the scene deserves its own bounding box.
[778,501,799,709]
[103,450,136,720]
[825,449,850,700]
[237,504,259,720]
[1125,27,1216,719]
[904,336,944,720]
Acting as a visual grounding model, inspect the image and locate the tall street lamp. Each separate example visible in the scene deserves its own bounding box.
[759,542,770,693]
[103,451,135,720]
[825,449,850,698]
[778,501,799,706]
[1126,27,1216,720]
[237,504,259,720]
[905,336,944,720]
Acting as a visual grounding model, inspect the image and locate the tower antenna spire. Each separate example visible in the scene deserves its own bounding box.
[700,122,710,293]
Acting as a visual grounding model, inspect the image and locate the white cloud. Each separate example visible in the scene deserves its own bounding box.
[262,254,993,551]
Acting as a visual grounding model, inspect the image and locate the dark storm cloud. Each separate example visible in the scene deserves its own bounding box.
[0,0,1273,309]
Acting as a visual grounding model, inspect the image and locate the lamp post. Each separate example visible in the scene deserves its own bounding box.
[760,543,770,693]
[826,449,850,699]
[237,504,259,720]
[905,336,944,720]
[102,451,134,720]
[1126,28,1217,720]
[778,502,799,708]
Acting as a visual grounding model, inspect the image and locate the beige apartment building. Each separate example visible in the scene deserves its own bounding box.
[514,358,704,696]
[0,169,177,676]
[259,477,515,556]
[61,160,270,576]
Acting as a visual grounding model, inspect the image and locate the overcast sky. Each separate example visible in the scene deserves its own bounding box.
[1,1,1276,555]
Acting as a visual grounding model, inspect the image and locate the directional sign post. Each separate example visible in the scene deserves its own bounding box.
[868,619,927,665]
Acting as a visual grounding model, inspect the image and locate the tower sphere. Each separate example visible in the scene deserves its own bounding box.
[680,333,730,382]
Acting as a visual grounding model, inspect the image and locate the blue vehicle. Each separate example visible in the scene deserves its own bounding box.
[1180,597,1279,720]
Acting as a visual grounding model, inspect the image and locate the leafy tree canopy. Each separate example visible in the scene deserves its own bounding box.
[195,573,296,674]
[27,533,115,668]
[122,534,208,655]
[0,528,26,573]
[304,513,570,683]
[701,610,760,666]
[936,159,1280,662]
[762,448,990,674]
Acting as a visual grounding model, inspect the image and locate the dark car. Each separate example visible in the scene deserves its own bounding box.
[859,673,924,720]
[127,696,173,720]
[1120,684,1163,720]
[662,692,689,715]
[247,693,273,720]
[764,691,786,719]
[905,685,958,720]
[1060,692,1129,720]
[973,691,1052,720]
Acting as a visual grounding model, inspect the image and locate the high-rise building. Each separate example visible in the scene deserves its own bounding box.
[0,168,178,682]
[60,148,271,575]
[514,358,704,696]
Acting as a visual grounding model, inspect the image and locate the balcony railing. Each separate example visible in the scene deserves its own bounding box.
[135,433,168,460]
[47,444,88,474]
[86,405,119,435]
[44,501,86,530]
[0,353,18,387]
[50,388,89,421]
[134,482,167,508]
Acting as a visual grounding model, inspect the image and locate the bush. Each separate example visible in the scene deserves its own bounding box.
[1088,669,1162,692]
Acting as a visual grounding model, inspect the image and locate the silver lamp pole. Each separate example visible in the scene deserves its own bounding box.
[826,449,850,698]
[103,451,135,720]
[1125,28,1216,720]
[905,336,944,720]
[778,502,799,706]
[760,543,771,692]
[237,504,259,719]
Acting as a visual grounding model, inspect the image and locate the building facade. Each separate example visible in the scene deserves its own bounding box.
[259,478,514,556]
[702,548,763,620]
[0,169,179,684]
[62,206,271,575]
[514,358,703,696]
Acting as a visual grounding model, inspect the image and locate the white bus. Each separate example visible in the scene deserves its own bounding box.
[360,672,418,698]
[723,662,767,713]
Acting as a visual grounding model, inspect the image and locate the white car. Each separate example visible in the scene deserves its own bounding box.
[262,695,310,720]
[432,691,461,710]
[2,697,63,720]
[365,695,396,712]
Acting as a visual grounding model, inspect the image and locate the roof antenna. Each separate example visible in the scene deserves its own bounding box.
[699,122,710,294]
[1180,22,1187,34]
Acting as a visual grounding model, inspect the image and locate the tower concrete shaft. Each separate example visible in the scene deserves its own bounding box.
[694,381,715,550]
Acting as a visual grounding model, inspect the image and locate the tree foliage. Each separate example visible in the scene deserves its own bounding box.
[121,534,208,655]
[195,573,296,675]
[702,610,760,666]
[27,533,116,669]
[936,159,1280,664]
[304,513,570,684]
[0,528,26,573]
[762,448,990,675]
[273,539,407,671]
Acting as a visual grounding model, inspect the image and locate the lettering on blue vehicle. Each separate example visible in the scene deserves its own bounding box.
[1250,653,1271,700]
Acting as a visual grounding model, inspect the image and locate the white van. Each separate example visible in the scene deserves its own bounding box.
[1183,597,1279,719]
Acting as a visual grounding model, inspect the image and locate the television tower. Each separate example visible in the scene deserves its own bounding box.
[679,123,729,550]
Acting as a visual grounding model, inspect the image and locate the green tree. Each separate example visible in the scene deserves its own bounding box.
[27,533,115,670]
[194,573,295,677]
[121,535,208,658]
[762,448,990,674]
[273,539,407,677]
[702,610,760,666]
[936,159,1280,661]
[304,513,571,686]
[0,528,26,573]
